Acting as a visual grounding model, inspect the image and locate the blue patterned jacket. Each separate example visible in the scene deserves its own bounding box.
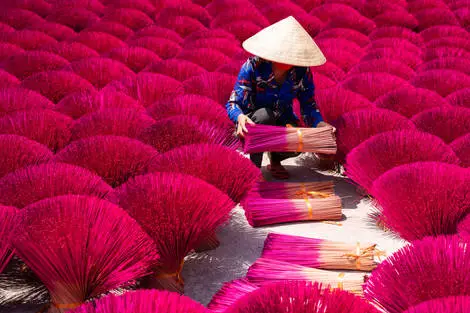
[226,56,324,127]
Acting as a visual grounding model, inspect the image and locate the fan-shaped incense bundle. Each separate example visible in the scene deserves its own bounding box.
[412,106,470,144]
[402,296,470,313]
[38,42,99,62]
[72,31,125,54]
[451,134,470,167]
[243,194,342,227]
[101,8,153,30]
[13,195,159,313]
[70,109,155,141]
[46,8,99,32]
[68,57,135,89]
[115,172,235,292]
[0,135,52,179]
[0,87,54,117]
[0,163,113,209]
[243,124,337,154]
[54,136,159,187]
[138,115,239,153]
[246,258,367,294]
[0,109,73,151]
[4,51,69,79]
[458,214,470,239]
[210,280,379,313]
[83,21,134,40]
[245,181,335,199]
[345,130,460,193]
[208,279,259,313]
[261,233,383,271]
[0,206,17,273]
[364,236,470,313]
[108,46,161,73]
[375,86,447,118]
[150,144,261,203]
[71,290,210,313]
[21,70,95,103]
[372,162,470,241]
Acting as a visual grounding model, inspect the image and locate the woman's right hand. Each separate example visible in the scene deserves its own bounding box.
[236,114,255,137]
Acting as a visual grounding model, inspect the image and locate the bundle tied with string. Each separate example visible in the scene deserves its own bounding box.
[246,258,367,295]
[243,124,337,154]
[261,233,385,271]
[242,189,342,227]
[245,181,335,199]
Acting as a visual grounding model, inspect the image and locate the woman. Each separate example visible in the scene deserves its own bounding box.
[226,16,334,179]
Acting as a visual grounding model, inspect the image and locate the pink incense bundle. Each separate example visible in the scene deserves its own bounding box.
[0,135,52,179]
[71,290,210,313]
[215,280,379,313]
[67,57,135,89]
[54,135,159,187]
[0,87,54,117]
[0,205,17,273]
[243,194,342,227]
[403,296,470,313]
[371,162,470,241]
[0,163,113,209]
[115,172,235,292]
[364,236,470,313]
[38,42,99,62]
[0,109,73,152]
[12,195,159,313]
[243,124,337,154]
[246,258,368,295]
[208,279,259,313]
[451,134,470,167]
[345,130,460,194]
[150,143,261,203]
[458,214,470,240]
[70,109,155,141]
[261,233,383,271]
[245,181,335,199]
[83,21,134,41]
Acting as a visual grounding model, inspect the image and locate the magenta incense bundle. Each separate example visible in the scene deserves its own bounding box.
[243,124,337,154]
[247,258,367,295]
[245,181,335,199]
[261,233,383,271]
[243,195,342,227]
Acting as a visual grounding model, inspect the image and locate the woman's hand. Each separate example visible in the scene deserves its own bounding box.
[316,121,336,133]
[237,114,255,137]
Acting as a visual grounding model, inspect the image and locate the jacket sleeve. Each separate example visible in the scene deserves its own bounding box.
[226,59,255,124]
[297,67,324,127]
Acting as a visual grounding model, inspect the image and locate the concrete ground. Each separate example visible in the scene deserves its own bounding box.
[1,154,406,312]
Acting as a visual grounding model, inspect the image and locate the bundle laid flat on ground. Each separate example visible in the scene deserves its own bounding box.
[242,180,341,226]
[261,233,383,271]
[246,258,367,295]
[243,124,337,154]
[243,194,342,227]
[245,181,335,199]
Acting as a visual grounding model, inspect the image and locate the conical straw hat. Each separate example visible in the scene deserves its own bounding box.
[242,16,326,67]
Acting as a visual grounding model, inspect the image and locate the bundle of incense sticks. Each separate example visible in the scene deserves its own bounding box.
[245,181,335,199]
[243,124,337,154]
[243,195,342,227]
[261,233,385,271]
[246,258,367,295]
